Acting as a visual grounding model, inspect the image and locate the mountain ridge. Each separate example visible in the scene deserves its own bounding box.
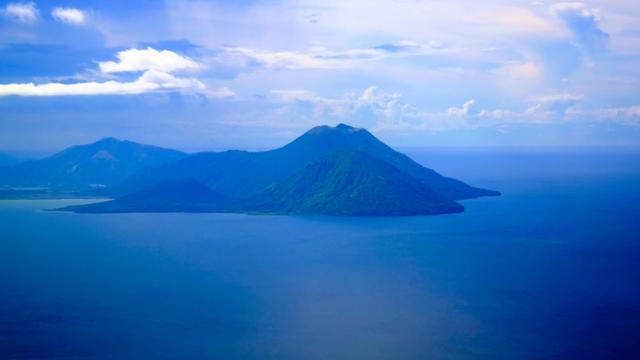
[0,138,186,191]
[52,123,499,216]
[0,123,500,216]
[112,123,497,201]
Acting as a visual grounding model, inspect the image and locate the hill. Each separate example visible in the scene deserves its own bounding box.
[0,138,186,192]
[114,124,498,200]
[244,151,464,216]
[63,180,226,213]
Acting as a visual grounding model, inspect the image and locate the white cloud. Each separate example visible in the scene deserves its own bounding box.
[356,86,400,108]
[0,70,205,96]
[447,99,477,117]
[224,47,379,70]
[272,86,402,119]
[530,93,583,104]
[229,84,640,133]
[566,105,640,125]
[524,92,583,114]
[271,87,412,126]
[494,61,541,79]
[272,89,330,102]
[2,2,38,23]
[206,87,236,99]
[221,41,446,71]
[0,47,233,97]
[51,7,86,25]
[98,47,203,73]
[272,89,353,118]
[266,86,622,132]
[550,2,599,19]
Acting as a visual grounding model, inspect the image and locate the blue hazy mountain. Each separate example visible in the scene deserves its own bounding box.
[0,138,185,191]
[272,124,498,199]
[0,152,19,167]
[115,124,498,200]
[61,124,499,216]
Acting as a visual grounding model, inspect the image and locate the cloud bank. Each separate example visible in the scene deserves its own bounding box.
[0,47,219,97]
[0,70,205,96]
[268,86,640,132]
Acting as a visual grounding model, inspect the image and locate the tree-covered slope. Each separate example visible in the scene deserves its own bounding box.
[243,151,464,216]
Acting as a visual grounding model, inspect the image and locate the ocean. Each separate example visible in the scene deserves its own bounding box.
[1,147,639,359]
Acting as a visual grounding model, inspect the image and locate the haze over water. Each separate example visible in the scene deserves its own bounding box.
[2,148,639,359]
[3,0,640,358]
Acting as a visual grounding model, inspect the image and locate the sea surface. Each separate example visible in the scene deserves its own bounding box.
[1,147,639,359]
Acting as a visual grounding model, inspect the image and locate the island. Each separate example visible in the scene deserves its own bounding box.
[0,124,500,216]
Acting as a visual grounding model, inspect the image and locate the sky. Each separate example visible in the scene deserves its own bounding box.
[1,0,640,153]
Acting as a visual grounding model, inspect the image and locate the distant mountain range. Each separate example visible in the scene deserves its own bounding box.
[0,138,185,198]
[0,124,500,216]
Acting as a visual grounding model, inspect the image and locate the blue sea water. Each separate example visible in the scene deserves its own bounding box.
[1,148,640,359]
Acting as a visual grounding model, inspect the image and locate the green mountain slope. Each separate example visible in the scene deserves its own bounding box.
[244,151,464,216]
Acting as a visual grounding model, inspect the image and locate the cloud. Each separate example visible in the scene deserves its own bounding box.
[2,2,38,23]
[272,89,353,119]
[356,86,400,106]
[98,47,203,73]
[566,105,640,125]
[447,99,478,117]
[223,47,377,70]
[220,41,446,71]
[530,93,583,105]
[51,7,86,25]
[206,87,236,99]
[551,2,609,53]
[266,87,624,132]
[0,70,205,96]
[493,61,541,79]
[272,89,330,103]
[373,40,443,53]
[272,86,403,119]
[270,87,417,127]
[524,93,583,114]
[0,47,228,97]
